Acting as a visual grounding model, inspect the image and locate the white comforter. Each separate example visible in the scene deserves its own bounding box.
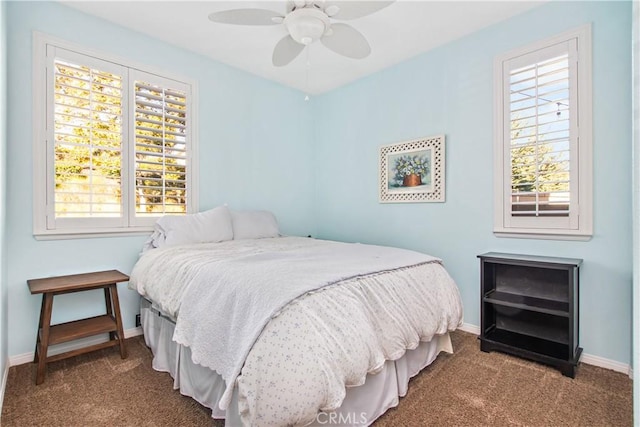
[130,237,463,426]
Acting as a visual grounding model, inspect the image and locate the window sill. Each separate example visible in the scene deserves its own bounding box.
[34,227,153,241]
[493,229,592,242]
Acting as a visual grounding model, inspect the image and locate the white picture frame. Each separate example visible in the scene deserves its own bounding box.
[379,135,445,203]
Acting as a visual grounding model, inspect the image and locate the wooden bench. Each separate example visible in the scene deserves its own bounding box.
[27,270,129,385]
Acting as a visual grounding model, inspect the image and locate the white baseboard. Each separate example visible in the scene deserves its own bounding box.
[581,352,632,376]
[456,323,631,375]
[9,326,143,367]
[0,358,9,412]
[8,323,633,376]
[125,326,143,339]
[458,322,481,335]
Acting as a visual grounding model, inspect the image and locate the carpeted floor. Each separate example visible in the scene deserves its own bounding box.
[1,330,633,426]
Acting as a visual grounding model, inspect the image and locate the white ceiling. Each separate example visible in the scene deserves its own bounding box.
[60,1,546,94]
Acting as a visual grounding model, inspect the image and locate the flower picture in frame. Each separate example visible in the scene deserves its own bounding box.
[379,135,445,203]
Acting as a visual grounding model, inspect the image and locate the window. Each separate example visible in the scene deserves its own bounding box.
[493,25,592,239]
[33,34,198,238]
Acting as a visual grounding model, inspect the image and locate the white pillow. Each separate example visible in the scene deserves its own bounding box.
[231,210,280,240]
[153,205,234,248]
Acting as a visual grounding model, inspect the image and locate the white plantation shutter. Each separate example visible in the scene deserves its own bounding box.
[130,70,192,224]
[494,26,592,238]
[132,75,189,220]
[35,36,197,237]
[508,46,574,219]
[48,48,127,229]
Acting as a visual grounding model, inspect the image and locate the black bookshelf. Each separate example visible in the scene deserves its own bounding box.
[478,252,582,378]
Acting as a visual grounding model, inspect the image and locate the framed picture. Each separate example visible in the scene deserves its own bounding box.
[379,135,445,203]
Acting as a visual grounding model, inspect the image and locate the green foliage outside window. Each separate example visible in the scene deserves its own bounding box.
[53,60,188,217]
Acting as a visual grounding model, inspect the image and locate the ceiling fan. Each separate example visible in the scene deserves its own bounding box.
[208,1,394,67]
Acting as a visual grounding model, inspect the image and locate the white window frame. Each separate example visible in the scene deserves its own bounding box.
[33,33,199,239]
[493,25,593,240]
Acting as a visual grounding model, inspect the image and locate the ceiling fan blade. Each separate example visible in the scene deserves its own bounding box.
[321,23,371,59]
[272,35,305,67]
[325,1,394,20]
[208,9,283,25]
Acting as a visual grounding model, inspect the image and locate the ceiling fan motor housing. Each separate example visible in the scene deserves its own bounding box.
[284,8,330,45]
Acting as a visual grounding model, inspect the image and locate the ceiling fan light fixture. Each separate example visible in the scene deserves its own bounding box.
[208,1,393,66]
[284,8,330,45]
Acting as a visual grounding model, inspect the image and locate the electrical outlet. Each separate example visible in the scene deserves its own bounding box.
[135,314,141,327]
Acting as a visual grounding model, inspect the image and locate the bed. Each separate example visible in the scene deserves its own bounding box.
[129,207,463,426]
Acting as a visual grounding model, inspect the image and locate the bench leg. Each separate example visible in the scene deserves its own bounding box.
[36,293,54,385]
[109,284,127,359]
[104,287,116,341]
[33,295,46,364]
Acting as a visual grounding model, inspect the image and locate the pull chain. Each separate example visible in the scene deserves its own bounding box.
[304,47,310,101]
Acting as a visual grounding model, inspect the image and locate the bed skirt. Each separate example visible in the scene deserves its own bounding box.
[140,298,452,426]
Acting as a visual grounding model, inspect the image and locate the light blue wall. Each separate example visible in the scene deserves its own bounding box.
[5,1,315,357]
[3,0,633,369]
[1,0,8,391]
[632,0,639,421]
[313,1,633,364]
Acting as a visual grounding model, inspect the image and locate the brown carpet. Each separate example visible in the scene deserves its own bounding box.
[1,331,632,426]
